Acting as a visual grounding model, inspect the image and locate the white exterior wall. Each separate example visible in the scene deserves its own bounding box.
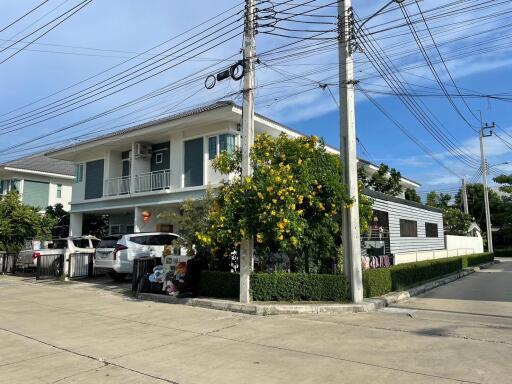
[394,247,481,265]
[1,169,73,210]
[372,196,445,254]
[445,235,484,254]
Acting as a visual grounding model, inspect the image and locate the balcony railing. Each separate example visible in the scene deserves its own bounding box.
[104,176,131,196]
[135,169,171,193]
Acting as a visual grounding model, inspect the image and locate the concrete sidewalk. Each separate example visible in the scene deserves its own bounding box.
[0,260,511,383]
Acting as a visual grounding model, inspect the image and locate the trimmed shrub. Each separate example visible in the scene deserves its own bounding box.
[494,249,512,258]
[363,252,494,298]
[251,272,348,302]
[463,252,494,267]
[199,271,239,299]
[198,271,348,301]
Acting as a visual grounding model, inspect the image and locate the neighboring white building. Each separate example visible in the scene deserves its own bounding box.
[0,154,74,211]
[46,101,421,238]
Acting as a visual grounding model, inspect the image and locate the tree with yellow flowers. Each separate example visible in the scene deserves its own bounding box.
[198,133,372,273]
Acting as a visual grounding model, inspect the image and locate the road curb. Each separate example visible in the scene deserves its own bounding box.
[137,261,498,316]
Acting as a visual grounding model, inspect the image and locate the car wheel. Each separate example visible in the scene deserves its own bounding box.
[108,271,127,282]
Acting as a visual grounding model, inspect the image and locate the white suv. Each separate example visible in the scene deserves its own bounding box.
[94,232,180,281]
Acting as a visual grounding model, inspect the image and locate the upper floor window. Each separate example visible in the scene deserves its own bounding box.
[208,134,235,160]
[425,222,439,238]
[75,164,84,183]
[0,179,19,195]
[219,134,235,153]
[400,219,417,237]
[56,184,62,198]
[208,136,218,160]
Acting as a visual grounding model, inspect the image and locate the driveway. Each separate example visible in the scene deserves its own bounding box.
[0,259,511,383]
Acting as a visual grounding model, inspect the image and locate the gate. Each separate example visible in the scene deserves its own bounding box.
[0,253,17,274]
[68,253,94,279]
[132,257,162,292]
[36,254,64,280]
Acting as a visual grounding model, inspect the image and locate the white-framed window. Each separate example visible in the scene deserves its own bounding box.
[155,152,163,164]
[208,134,235,160]
[75,164,84,183]
[56,184,62,198]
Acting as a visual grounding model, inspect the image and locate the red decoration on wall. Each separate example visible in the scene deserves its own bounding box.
[142,210,151,223]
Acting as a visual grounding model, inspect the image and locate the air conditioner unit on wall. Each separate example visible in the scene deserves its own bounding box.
[134,142,152,159]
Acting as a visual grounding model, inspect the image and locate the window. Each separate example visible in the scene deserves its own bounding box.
[98,236,122,248]
[184,138,204,187]
[208,136,218,160]
[109,225,121,235]
[425,222,439,238]
[75,164,84,183]
[400,219,417,237]
[219,134,235,153]
[73,239,91,248]
[56,184,62,198]
[155,152,163,164]
[129,234,178,246]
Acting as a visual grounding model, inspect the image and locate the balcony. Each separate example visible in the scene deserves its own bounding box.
[104,176,130,197]
[135,169,171,193]
[102,170,172,197]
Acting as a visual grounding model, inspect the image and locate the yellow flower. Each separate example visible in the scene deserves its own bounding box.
[267,186,273,192]
[257,192,264,200]
[277,221,286,230]
[278,234,284,241]
[291,236,299,246]
[256,233,264,243]
[272,199,277,204]
[298,195,304,204]
[244,176,251,184]
[271,210,276,216]
[297,158,303,165]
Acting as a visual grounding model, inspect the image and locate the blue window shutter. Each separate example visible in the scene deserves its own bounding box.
[184,138,204,187]
[23,180,49,208]
[85,160,104,199]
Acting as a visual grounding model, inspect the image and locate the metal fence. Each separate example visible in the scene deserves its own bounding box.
[131,257,162,292]
[0,253,17,274]
[68,253,94,279]
[36,254,64,280]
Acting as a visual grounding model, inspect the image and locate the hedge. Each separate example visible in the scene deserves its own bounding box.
[199,271,348,301]
[251,273,348,301]
[199,271,240,299]
[362,252,494,297]
[200,253,494,301]
[494,249,512,258]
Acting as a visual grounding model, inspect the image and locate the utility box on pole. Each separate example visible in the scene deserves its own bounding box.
[240,0,256,304]
[338,1,363,303]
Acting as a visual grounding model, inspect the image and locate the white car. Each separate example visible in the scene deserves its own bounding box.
[17,236,100,269]
[94,232,181,281]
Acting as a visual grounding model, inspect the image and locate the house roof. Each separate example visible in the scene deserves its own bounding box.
[0,153,75,177]
[43,100,420,186]
[363,189,444,214]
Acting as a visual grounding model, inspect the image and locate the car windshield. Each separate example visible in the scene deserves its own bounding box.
[129,234,178,246]
[51,240,68,249]
[73,239,91,248]
[98,236,121,249]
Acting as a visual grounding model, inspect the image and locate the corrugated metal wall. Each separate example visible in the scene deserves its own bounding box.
[372,197,445,254]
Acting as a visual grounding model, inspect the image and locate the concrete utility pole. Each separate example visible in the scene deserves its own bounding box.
[338,0,363,303]
[461,177,469,214]
[479,121,494,253]
[239,0,256,304]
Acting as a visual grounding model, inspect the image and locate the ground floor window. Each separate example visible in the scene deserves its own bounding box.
[400,219,418,237]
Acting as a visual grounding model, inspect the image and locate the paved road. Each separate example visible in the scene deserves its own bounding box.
[0,260,511,384]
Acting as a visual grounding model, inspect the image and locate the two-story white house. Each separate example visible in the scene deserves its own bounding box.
[46,101,445,256]
[0,154,74,211]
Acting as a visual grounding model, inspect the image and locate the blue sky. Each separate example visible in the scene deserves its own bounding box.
[0,0,511,200]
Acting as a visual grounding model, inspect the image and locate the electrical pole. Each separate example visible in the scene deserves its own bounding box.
[239,0,256,304]
[479,118,494,253]
[338,0,363,303]
[461,177,469,215]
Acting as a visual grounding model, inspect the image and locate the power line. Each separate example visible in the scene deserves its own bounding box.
[0,0,50,33]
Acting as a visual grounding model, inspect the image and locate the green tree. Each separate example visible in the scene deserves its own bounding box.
[404,188,421,203]
[359,163,403,197]
[426,191,452,209]
[45,203,70,238]
[199,133,372,273]
[443,207,473,235]
[454,183,503,233]
[494,174,512,194]
[0,191,55,252]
